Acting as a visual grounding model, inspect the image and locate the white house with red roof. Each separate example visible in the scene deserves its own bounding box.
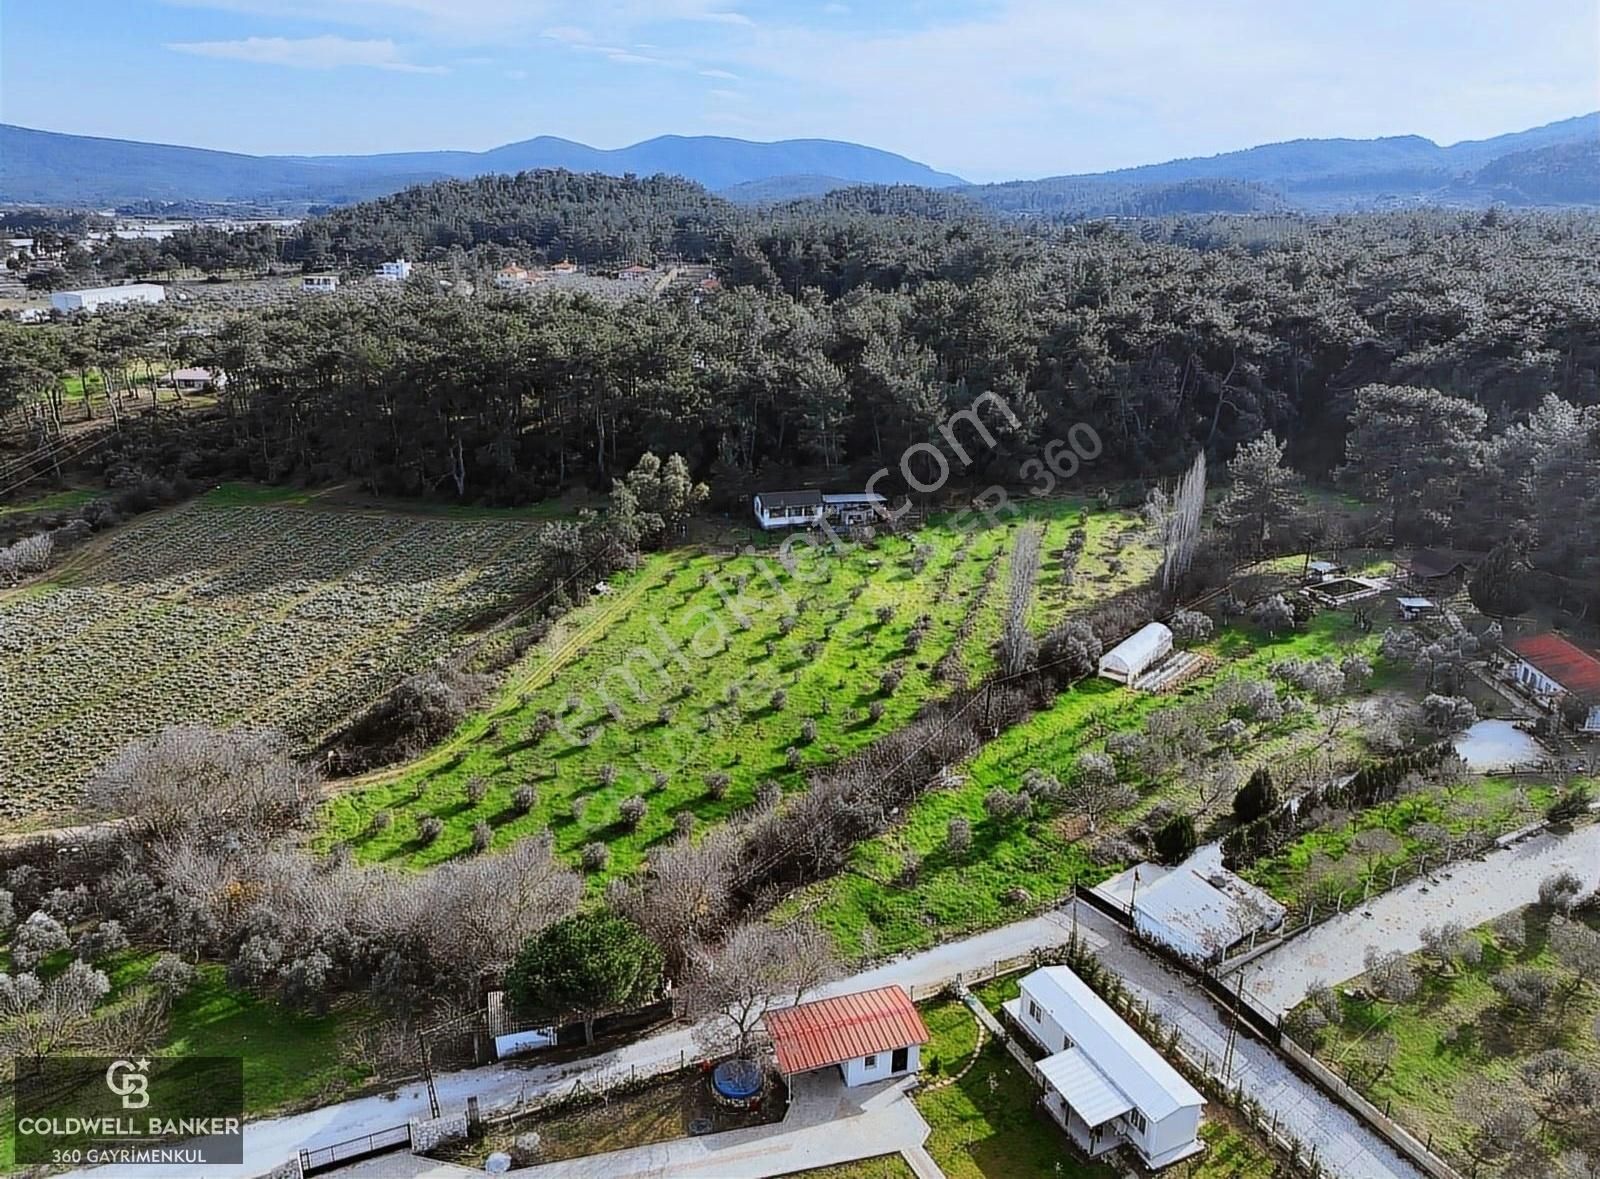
[763,985,929,1088]
[1510,634,1600,732]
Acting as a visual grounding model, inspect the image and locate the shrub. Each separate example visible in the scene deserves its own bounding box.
[598,764,619,788]
[619,795,648,829]
[879,667,903,696]
[651,769,670,791]
[1153,814,1197,864]
[417,816,444,845]
[1547,783,1593,825]
[1232,766,1279,823]
[705,772,731,800]
[581,842,611,873]
[946,817,972,856]
[867,700,886,722]
[1538,869,1586,913]
[466,776,488,805]
[513,785,537,814]
[875,605,895,626]
[785,746,803,770]
[801,718,818,743]
[1168,609,1214,646]
[369,809,394,835]
[673,811,695,840]
[471,821,493,853]
[770,689,788,712]
[147,952,196,1001]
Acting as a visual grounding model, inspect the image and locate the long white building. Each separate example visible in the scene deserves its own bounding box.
[50,283,166,313]
[1007,965,1205,1170]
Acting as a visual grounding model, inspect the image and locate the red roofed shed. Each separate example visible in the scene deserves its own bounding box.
[764,985,929,1087]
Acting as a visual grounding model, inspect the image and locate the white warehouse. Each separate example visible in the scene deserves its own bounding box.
[50,283,166,313]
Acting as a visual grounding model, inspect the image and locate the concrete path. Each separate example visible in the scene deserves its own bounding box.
[1067,905,1423,1179]
[1241,820,1600,1015]
[65,914,1071,1179]
[515,1072,933,1179]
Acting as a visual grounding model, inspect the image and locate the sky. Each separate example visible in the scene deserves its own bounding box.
[1,0,1596,181]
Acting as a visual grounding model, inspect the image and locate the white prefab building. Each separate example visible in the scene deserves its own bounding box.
[1098,622,1173,685]
[374,260,412,282]
[302,274,340,293]
[1007,966,1205,1170]
[50,283,165,313]
[752,490,887,531]
[764,985,929,1088]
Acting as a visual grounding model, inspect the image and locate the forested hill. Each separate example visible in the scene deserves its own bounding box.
[294,172,738,268]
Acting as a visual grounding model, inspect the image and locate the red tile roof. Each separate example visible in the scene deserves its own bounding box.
[1512,634,1600,698]
[764,986,929,1075]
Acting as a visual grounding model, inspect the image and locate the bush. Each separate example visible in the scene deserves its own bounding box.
[770,689,788,712]
[417,816,444,845]
[369,809,394,835]
[800,718,818,743]
[513,785,537,814]
[673,811,695,840]
[581,842,611,873]
[598,764,619,788]
[705,772,731,800]
[1547,783,1593,825]
[466,776,488,805]
[147,952,196,1001]
[879,667,903,696]
[471,821,493,853]
[619,795,648,829]
[946,817,972,855]
[867,700,886,723]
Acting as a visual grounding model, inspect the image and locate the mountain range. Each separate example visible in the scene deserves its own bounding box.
[0,115,1595,213]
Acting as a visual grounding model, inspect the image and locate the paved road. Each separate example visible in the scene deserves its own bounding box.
[65,914,1074,1179]
[1066,904,1423,1179]
[1243,820,1600,1015]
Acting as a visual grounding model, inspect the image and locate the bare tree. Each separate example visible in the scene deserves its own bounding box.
[999,523,1044,676]
[1161,452,1207,595]
[88,725,319,843]
[608,826,739,978]
[683,919,839,1059]
[1363,945,1419,1003]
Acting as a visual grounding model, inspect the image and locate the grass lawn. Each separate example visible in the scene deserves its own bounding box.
[801,611,1384,959]
[795,1158,917,1178]
[321,499,1158,881]
[1241,775,1564,911]
[915,983,1281,1179]
[1302,905,1600,1173]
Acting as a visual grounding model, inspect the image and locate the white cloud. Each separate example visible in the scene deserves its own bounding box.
[698,67,740,79]
[167,34,447,73]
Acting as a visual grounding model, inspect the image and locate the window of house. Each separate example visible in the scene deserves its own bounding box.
[863,1054,877,1068]
[1028,999,1041,1021]
[1126,1109,1147,1134]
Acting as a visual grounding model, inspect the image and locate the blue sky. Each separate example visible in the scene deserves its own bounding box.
[1,0,1596,181]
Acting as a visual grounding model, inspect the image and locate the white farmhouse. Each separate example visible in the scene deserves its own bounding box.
[374,260,412,282]
[1007,966,1205,1169]
[751,489,886,531]
[765,986,928,1088]
[1510,634,1600,732]
[301,273,340,293]
[50,283,166,313]
[1097,622,1173,685]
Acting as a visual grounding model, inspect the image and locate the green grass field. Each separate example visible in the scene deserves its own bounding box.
[801,611,1383,958]
[320,499,1159,880]
[1305,905,1600,1172]
[0,488,98,518]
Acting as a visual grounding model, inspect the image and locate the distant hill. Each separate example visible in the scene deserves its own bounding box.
[0,125,965,207]
[960,113,1599,215]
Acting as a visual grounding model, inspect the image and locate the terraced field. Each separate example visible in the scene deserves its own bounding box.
[0,492,558,823]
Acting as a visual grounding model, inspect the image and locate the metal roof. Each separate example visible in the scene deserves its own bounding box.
[1512,634,1600,698]
[764,985,929,1075]
[1019,967,1203,1121]
[1038,1048,1133,1127]
[756,490,824,509]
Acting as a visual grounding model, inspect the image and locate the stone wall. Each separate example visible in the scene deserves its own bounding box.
[408,1111,469,1154]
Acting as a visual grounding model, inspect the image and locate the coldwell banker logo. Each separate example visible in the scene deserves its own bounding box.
[12,1055,244,1166]
[106,1059,151,1110]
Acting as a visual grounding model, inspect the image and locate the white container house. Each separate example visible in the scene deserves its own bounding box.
[1097,622,1174,685]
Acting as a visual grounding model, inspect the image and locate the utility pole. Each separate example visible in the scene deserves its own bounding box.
[1222,966,1249,1079]
[418,1029,440,1120]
